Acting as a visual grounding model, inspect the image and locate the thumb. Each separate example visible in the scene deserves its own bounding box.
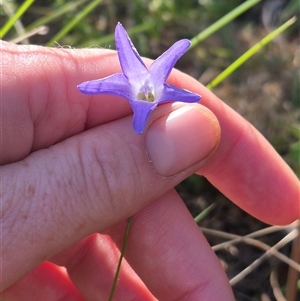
[1,102,220,290]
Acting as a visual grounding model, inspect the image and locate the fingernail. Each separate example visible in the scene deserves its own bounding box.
[146,104,219,176]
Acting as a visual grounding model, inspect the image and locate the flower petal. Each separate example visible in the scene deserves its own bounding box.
[115,23,149,84]
[158,83,201,104]
[77,23,201,135]
[130,101,157,134]
[149,39,191,86]
[77,73,133,99]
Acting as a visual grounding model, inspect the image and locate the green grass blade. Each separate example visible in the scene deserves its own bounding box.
[0,0,35,39]
[194,204,215,224]
[46,0,104,46]
[78,21,156,48]
[25,0,88,32]
[190,0,262,49]
[206,17,297,90]
[284,123,300,139]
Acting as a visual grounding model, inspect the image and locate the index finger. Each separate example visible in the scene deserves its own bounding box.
[170,73,299,225]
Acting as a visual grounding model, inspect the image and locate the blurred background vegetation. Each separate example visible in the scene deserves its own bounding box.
[1,0,299,300]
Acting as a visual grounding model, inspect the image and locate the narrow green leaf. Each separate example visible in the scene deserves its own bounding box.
[207,17,297,90]
[78,21,156,48]
[0,0,35,39]
[194,204,215,224]
[25,0,88,32]
[284,123,300,139]
[190,0,262,49]
[47,0,104,46]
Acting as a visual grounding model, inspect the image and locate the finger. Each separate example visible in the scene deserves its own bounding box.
[1,261,85,301]
[2,239,155,301]
[49,190,234,301]
[51,234,155,301]
[109,189,235,301]
[1,102,219,291]
[1,41,127,164]
[169,73,300,225]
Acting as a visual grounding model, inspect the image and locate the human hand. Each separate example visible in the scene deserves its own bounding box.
[1,41,299,301]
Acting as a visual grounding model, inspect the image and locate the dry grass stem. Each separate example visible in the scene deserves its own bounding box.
[229,229,299,286]
[9,26,49,44]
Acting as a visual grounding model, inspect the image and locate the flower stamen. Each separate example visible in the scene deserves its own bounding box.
[137,91,155,102]
[137,79,155,102]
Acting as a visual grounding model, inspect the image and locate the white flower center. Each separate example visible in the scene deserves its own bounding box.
[136,79,155,102]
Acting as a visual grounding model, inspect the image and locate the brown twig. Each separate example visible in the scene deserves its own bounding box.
[201,223,300,270]
[270,268,286,301]
[286,220,300,301]
[200,222,300,286]
[9,26,49,44]
[229,229,298,286]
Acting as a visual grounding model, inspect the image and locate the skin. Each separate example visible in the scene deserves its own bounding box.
[1,41,299,301]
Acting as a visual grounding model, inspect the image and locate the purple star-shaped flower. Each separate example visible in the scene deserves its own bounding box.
[78,22,201,134]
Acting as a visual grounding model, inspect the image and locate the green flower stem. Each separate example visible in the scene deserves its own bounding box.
[190,0,262,49]
[206,17,296,90]
[0,0,35,39]
[108,216,133,301]
[47,0,104,46]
